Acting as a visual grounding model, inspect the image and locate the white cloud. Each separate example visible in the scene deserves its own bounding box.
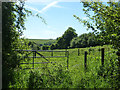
[25,0,56,3]
[53,4,63,8]
[25,0,116,3]
[35,1,60,15]
[25,0,82,3]
[25,1,62,15]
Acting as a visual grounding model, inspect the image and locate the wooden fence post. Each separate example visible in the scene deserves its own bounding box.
[51,51,53,56]
[67,51,69,69]
[35,51,36,58]
[65,49,67,56]
[84,51,87,70]
[89,49,91,55]
[101,48,104,66]
[33,51,35,69]
[78,49,80,56]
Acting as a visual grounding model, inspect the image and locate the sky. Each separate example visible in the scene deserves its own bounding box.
[22,0,111,39]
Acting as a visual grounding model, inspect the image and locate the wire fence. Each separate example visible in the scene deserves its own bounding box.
[68,46,117,72]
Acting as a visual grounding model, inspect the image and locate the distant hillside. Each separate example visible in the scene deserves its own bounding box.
[28,39,56,46]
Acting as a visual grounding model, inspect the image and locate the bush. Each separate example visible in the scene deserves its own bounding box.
[27,64,72,88]
[10,64,73,88]
[50,44,55,50]
[42,45,49,50]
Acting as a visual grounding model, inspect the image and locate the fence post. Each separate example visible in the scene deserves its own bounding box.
[101,48,104,66]
[89,49,90,55]
[67,51,69,69]
[78,49,80,56]
[51,51,53,56]
[35,51,36,58]
[65,49,67,56]
[84,51,87,71]
[33,51,34,69]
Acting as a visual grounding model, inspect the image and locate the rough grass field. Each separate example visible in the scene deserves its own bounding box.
[28,39,56,45]
[10,45,118,88]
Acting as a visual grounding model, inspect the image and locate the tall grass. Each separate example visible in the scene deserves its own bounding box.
[9,45,119,88]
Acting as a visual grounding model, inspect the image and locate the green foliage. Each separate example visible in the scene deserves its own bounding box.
[18,38,30,50]
[2,1,44,88]
[10,64,72,88]
[3,0,119,88]
[70,32,107,48]
[27,39,56,50]
[2,2,27,88]
[28,39,56,46]
[42,45,49,50]
[74,1,120,88]
[74,1,120,49]
[77,57,119,88]
[50,44,55,50]
[56,27,78,49]
[27,65,72,88]
[8,45,119,88]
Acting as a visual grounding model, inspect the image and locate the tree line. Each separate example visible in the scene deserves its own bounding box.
[27,27,110,50]
[48,27,110,50]
[28,26,111,50]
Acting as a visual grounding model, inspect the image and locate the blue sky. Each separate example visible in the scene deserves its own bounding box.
[22,0,95,39]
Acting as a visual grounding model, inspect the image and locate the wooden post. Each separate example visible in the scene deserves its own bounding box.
[89,49,90,55]
[65,49,67,56]
[33,51,35,69]
[51,51,53,56]
[84,51,87,70]
[78,49,80,56]
[101,48,104,66]
[67,51,69,69]
[35,51,36,58]
[32,44,33,50]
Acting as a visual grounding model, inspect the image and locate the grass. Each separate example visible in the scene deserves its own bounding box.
[28,39,56,45]
[10,45,119,88]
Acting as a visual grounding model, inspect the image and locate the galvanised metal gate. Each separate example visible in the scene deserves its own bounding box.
[16,50,69,69]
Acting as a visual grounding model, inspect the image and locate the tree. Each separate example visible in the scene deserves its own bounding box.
[70,32,99,48]
[74,1,120,49]
[56,37,65,49]
[42,45,49,50]
[70,37,78,48]
[57,27,78,49]
[2,2,27,88]
[50,44,55,50]
[2,1,44,88]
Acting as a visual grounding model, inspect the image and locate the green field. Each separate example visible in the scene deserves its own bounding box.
[11,45,119,88]
[28,39,56,45]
